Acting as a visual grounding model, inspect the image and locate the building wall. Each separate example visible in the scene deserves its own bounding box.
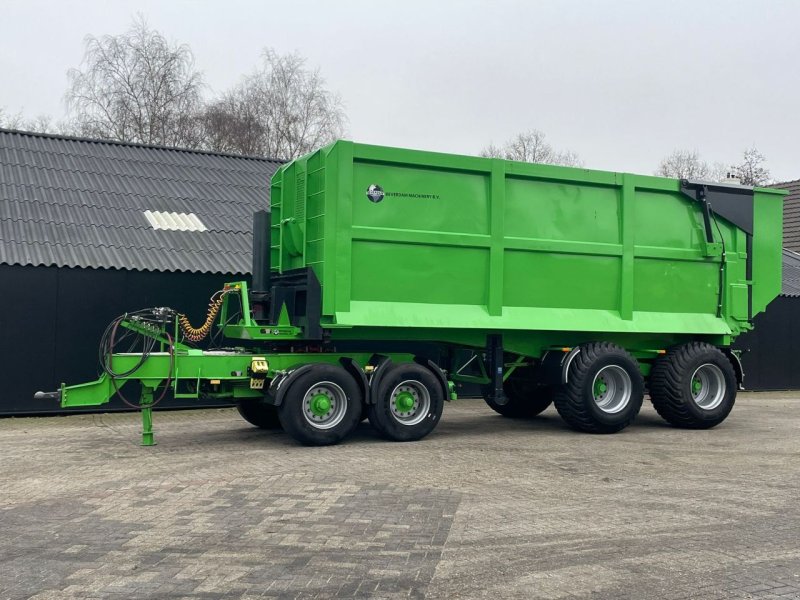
[0,264,244,414]
[733,296,800,391]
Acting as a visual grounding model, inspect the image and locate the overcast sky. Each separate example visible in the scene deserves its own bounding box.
[1,0,797,181]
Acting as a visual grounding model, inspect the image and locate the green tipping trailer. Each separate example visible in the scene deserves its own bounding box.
[36,141,785,446]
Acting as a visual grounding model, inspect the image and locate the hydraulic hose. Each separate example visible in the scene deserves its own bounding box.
[178,290,230,342]
[108,323,174,409]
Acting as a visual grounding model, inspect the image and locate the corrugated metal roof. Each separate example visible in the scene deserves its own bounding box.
[0,128,282,274]
[782,249,800,297]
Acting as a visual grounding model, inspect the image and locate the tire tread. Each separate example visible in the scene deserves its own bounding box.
[553,342,644,434]
[649,342,736,429]
[236,400,281,429]
[368,363,444,442]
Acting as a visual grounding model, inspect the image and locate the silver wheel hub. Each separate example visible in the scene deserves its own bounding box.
[302,381,348,430]
[591,365,632,414]
[389,380,431,426]
[691,363,726,410]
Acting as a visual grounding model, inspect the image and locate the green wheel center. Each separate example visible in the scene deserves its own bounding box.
[594,379,608,396]
[692,378,702,394]
[310,393,332,416]
[395,391,416,413]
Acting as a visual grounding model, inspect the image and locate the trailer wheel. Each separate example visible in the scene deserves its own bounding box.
[277,364,363,446]
[553,342,644,433]
[483,366,554,418]
[369,363,444,442]
[236,399,282,429]
[649,342,737,429]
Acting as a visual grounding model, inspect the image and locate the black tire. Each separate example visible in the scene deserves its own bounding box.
[368,363,445,442]
[236,399,282,429]
[277,364,363,446]
[483,366,554,418]
[553,342,644,434]
[649,342,737,429]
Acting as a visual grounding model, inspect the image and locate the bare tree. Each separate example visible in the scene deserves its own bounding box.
[480,130,583,167]
[480,143,504,160]
[201,50,346,159]
[734,146,771,186]
[657,147,770,185]
[707,161,730,183]
[65,17,205,146]
[0,108,57,133]
[656,149,717,180]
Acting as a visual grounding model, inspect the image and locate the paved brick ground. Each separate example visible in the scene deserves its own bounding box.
[1,393,799,599]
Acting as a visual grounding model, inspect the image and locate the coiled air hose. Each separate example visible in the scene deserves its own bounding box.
[178,289,231,342]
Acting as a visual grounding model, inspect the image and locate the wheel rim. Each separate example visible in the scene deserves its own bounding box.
[591,365,632,414]
[302,381,348,430]
[690,363,726,410]
[389,380,431,426]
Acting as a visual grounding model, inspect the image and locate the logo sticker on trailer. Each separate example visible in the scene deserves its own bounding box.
[366,184,385,203]
[366,184,441,202]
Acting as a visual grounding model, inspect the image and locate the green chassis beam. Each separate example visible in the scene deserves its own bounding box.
[61,340,415,446]
[61,350,414,409]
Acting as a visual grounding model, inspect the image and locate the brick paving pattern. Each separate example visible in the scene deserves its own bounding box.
[1,393,799,599]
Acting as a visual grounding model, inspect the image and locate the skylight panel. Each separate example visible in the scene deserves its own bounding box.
[143,210,207,232]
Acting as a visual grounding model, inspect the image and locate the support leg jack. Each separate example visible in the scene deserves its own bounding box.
[140,386,156,447]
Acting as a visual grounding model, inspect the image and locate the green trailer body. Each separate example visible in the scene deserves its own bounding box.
[268,141,783,355]
[41,141,786,446]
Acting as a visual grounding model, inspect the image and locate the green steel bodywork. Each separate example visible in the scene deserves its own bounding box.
[268,141,783,355]
[55,141,785,444]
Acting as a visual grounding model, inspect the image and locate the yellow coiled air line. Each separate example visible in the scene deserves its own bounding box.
[178,289,231,342]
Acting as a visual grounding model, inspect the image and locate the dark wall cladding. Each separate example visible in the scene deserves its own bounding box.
[733,296,800,391]
[0,264,242,414]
